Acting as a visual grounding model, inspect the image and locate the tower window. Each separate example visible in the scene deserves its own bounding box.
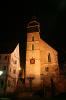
[32,44,34,50]
[48,53,51,62]
[32,36,34,41]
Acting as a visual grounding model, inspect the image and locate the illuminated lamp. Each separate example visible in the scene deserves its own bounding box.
[0,71,3,76]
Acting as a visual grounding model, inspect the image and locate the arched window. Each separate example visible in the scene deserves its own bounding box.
[48,53,51,62]
[32,36,34,41]
[32,44,34,50]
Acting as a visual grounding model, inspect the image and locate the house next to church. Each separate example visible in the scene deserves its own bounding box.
[0,44,20,94]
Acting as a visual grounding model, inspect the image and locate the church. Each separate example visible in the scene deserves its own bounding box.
[25,18,59,88]
[0,18,60,94]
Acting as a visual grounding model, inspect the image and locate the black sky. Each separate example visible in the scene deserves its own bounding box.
[0,0,66,64]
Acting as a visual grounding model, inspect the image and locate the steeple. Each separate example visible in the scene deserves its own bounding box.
[27,16,40,33]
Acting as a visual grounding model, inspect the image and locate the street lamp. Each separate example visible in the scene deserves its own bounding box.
[0,71,3,76]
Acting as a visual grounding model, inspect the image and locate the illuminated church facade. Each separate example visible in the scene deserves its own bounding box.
[25,19,59,87]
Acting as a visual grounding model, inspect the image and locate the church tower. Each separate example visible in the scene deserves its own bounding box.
[25,17,59,88]
[25,18,41,87]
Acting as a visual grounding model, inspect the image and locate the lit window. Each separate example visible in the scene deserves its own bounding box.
[32,44,34,50]
[45,67,49,72]
[48,53,51,62]
[32,36,34,41]
[13,69,16,74]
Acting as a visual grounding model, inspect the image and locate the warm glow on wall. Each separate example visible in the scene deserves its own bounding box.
[18,67,21,70]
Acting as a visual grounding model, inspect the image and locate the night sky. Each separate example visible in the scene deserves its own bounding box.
[0,0,66,65]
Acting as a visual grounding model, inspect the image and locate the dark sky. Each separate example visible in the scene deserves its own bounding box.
[0,0,66,64]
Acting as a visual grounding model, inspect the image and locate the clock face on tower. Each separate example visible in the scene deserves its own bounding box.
[30,58,35,64]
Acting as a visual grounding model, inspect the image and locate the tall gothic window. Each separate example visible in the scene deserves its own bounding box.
[32,44,34,50]
[32,36,34,41]
[48,53,51,62]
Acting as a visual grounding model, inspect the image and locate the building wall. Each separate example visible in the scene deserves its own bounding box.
[26,32,41,86]
[0,43,20,94]
[40,39,59,84]
[6,43,20,93]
